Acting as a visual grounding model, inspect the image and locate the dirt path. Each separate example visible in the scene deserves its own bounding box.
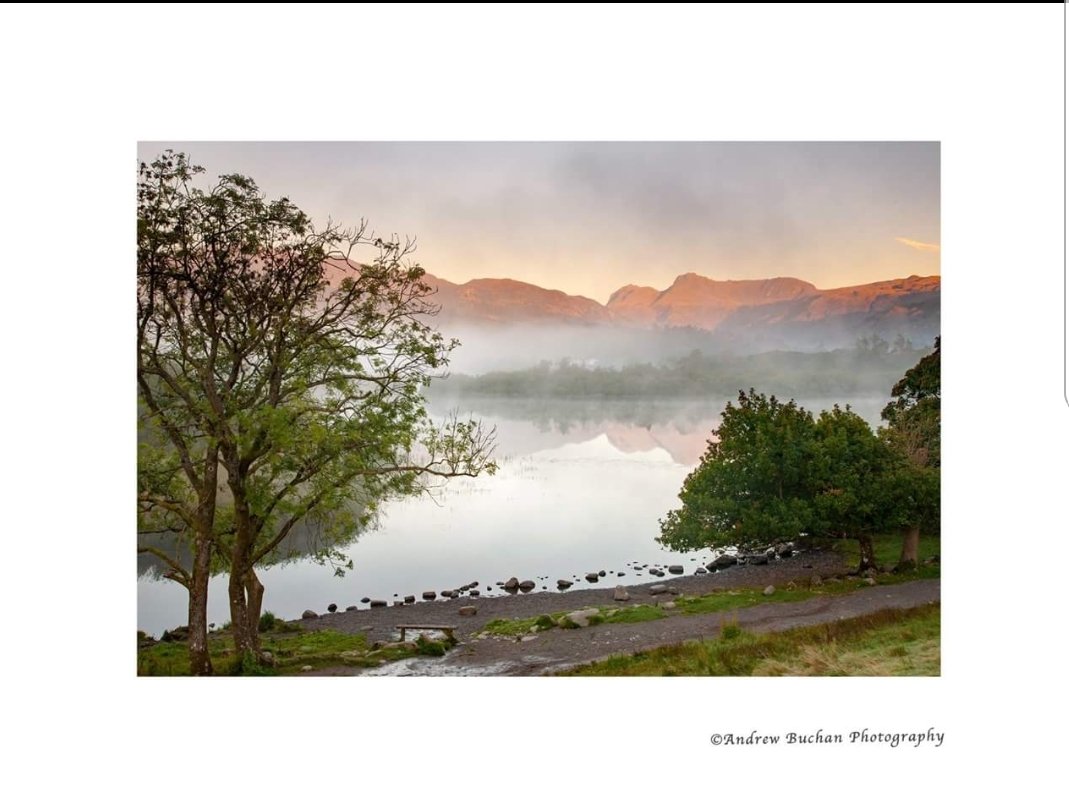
[307,577,940,676]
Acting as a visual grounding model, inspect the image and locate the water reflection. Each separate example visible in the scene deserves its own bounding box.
[137,395,889,635]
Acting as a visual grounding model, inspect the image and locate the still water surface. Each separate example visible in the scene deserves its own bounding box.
[137,396,886,635]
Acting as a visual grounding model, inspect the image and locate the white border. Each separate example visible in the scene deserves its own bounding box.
[1,4,1064,798]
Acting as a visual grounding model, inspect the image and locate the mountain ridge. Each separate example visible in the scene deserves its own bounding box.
[424,270,940,335]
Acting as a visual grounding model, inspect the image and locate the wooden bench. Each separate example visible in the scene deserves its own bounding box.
[395,624,457,642]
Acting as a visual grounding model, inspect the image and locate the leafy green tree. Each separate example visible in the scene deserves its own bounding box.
[137,152,496,674]
[658,390,818,553]
[880,336,940,568]
[659,391,910,572]
[810,405,906,571]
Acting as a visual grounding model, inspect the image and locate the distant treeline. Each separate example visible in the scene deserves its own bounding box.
[437,346,933,399]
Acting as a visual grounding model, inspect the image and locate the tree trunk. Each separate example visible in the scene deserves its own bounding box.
[244,569,264,636]
[228,565,265,668]
[896,524,920,571]
[856,535,878,574]
[188,538,213,676]
[228,564,257,667]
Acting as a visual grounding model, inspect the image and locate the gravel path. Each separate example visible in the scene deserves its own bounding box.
[349,578,940,676]
[294,550,939,675]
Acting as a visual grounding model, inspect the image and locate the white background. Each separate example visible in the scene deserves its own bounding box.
[0,3,1064,799]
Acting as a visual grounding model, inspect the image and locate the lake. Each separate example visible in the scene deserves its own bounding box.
[136,395,889,635]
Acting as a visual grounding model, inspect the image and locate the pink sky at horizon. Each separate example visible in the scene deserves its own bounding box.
[138,142,940,304]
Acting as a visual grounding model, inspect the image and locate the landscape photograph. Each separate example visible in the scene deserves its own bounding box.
[137,141,941,677]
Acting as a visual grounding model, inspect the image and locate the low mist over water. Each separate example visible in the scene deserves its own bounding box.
[138,394,890,635]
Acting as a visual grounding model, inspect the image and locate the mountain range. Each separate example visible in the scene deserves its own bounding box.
[425,271,940,347]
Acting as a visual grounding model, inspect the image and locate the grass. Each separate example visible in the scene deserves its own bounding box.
[481,551,940,641]
[559,603,940,676]
[831,532,940,578]
[137,626,454,676]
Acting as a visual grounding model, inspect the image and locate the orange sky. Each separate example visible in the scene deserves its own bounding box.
[138,142,940,303]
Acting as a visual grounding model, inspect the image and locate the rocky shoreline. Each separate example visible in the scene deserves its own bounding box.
[297,547,849,647]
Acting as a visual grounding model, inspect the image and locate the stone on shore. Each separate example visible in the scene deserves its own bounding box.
[649,584,669,595]
[585,572,599,582]
[763,585,775,596]
[369,600,388,608]
[404,595,416,604]
[695,567,708,575]
[458,606,478,617]
[565,608,601,627]
[518,580,536,592]
[327,603,338,613]
[613,586,630,602]
[360,597,371,604]
[504,577,520,591]
[708,554,737,571]
[422,591,437,600]
[668,565,684,574]
[557,579,573,589]
[301,610,318,620]
[346,605,358,611]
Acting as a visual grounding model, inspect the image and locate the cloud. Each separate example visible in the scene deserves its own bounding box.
[895,237,940,253]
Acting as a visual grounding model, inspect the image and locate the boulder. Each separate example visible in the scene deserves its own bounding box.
[518,580,536,592]
[613,586,630,602]
[422,591,437,601]
[649,568,664,577]
[327,603,338,613]
[585,572,600,582]
[617,571,626,577]
[557,579,573,590]
[649,584,669,595]
[695,567,708,575]
[469,589,481,597]
[598,570,607,577]
[776,543,795,559]
[404,595,416,604]
[369,600,388,608]
[345,605,358,612]
[659,601,676,610]
[709,554,737,571]
[668,565,684,575]
[301,610,318,620]
[458,606,478,617]
[763,585,775,596]
[667,586,680,595]
[565,608,601,627]
[441,590,456,598]
[504,577,520,591]
[360,597,371,604]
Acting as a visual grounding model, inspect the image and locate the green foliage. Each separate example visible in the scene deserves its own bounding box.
[137,151,497,665]
[414,636,450,656]
[658,390,928,569]
[880,337,940,537]
[258,611,278,632]
[559,604,940,676]
[658,390,819,551]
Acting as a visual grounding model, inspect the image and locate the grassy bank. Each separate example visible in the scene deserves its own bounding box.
[480,533,940,639]
[137,622,450,676]
[559,603,940,676]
